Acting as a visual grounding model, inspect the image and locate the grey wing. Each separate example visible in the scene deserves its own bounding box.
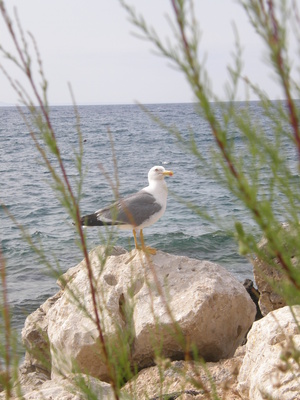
[96,190,161,227]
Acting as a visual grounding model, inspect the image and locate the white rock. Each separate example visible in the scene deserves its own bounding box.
[238,305,300,400]
[43,246,255,381]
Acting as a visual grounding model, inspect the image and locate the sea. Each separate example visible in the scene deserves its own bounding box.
[0,102,296,343]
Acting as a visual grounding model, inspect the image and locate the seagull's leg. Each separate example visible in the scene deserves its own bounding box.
[140,229,157,255]
[133,229,141,250]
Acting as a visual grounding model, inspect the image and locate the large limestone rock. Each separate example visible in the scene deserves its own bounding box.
[238,305,300,400]
[23,246,256,383]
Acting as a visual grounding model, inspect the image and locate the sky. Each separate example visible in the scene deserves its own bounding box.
[0,0,298,105]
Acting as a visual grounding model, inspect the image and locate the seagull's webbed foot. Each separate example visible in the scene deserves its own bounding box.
[144,246,157,255]
[134,244,157,255]
[133,229,157,255]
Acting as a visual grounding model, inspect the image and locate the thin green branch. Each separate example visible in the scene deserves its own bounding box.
[0,2,121,397]
[121,0,300,291]
[0,248,12,399]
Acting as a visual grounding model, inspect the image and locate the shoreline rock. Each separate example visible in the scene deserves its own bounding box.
[238,305,300,400]
[5,246,299,399]
[18,246,256,398]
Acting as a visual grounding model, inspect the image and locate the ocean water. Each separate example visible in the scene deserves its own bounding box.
[0,102,295,337]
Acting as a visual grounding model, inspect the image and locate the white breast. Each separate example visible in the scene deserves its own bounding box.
[138,180,168,229]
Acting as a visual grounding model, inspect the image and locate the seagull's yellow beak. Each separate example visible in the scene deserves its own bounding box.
[163,170,173,177]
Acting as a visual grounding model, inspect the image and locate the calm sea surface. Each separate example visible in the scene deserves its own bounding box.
[0,102,296,337]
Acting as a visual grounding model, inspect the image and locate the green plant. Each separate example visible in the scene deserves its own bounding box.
[0,3,189,399]
[120,0,300,302]
[119,0,300,395]
[0,1,123,398]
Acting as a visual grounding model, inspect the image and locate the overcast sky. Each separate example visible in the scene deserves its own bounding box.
[0,0,298,105]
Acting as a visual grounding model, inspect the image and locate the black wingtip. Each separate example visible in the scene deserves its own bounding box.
[80,213,105,226]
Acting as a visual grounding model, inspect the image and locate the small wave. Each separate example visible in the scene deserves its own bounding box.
[114,128,128,134]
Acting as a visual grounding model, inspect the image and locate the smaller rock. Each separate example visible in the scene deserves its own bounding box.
[122,346,246,399]
[238,305,300,400]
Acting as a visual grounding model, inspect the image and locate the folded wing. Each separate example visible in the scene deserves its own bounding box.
[81,190,162,228]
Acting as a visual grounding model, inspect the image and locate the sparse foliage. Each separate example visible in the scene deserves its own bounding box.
[121,0,300,297]
[0,0,300,398]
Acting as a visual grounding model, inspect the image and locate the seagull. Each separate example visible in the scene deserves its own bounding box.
[80,166,173,254]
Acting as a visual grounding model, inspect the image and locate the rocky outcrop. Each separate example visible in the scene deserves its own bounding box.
[238,305,300,400]
[51,246,255,380]
[3,247,299,399]
[20,245,255,396]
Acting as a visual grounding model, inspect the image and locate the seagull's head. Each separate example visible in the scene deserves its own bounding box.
[148,166,173,182]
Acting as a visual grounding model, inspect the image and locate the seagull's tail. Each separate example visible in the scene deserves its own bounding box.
[80,213,106,227]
